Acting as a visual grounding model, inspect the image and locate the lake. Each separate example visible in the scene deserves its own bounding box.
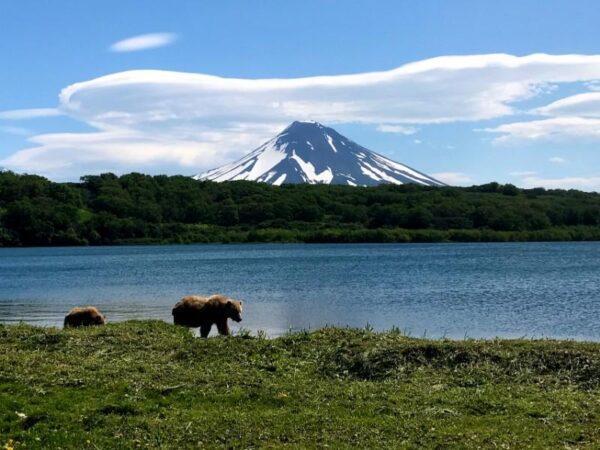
[1,242,599,340]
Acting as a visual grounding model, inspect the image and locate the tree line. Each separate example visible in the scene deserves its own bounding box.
[1,170,600,246]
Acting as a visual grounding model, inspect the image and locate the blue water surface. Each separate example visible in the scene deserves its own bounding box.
[1,242,599,339]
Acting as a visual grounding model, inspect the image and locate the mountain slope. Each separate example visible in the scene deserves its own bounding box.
[196,121,444,186]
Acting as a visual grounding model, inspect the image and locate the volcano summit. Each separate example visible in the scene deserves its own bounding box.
[196,121,444,186]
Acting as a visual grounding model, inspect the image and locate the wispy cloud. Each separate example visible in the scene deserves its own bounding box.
[376,124,418,135]
[431,172,472,186]
[535,92,600,118]
[549,156,566,163]
[0,108,62,120]
[509,170,537,177]
[586,81,600,91]
[0,125,32,136]
[1,124,280,179]
[109,33,178,53]
[487,117,600,143]
[488,91,600,143]
[520,175,600,192]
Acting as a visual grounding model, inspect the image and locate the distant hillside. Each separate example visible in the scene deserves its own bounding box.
[1,171,600,246]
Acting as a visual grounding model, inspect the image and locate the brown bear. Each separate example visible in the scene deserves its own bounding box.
[64,306,106,328]
[172,294,243,337]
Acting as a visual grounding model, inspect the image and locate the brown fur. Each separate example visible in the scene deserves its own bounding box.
[64,306,106,328]
[172,294,243,337]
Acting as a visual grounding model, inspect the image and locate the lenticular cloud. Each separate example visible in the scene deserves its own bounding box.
[59,53,600,130]
[3,53,600,179]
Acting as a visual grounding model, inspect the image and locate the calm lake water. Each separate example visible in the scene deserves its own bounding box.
[1,242,599,340]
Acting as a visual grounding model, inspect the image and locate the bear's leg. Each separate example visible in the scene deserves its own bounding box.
[200,322,212,338]
[216,318,230,336]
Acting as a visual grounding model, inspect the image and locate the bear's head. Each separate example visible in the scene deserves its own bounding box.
[84,306,106,324]
[226,299,243,322]
[95,312,107,324]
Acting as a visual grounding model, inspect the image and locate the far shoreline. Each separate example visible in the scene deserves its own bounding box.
[3,225,600,248]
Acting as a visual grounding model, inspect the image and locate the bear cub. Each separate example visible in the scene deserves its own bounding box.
[64,306,107,328]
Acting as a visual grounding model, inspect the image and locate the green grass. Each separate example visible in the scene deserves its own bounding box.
[2,322,600,448]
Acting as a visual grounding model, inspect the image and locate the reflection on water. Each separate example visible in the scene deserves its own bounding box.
[1,242,599,339]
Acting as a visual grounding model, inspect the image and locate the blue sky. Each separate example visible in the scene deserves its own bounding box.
[1,0,600,188]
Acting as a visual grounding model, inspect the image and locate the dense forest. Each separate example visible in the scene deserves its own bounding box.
[1,170,600,246]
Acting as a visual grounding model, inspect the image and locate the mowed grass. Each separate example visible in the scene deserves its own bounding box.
[1,322,600,448]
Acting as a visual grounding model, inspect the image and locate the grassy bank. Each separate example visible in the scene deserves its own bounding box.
[2,322,600,448]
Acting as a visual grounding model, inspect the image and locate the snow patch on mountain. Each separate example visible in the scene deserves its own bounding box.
[326,135,338,153]
[273,173,287,185]
[290,151,333,184]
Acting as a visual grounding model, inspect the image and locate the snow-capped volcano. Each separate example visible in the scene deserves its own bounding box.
[196,121,444,186]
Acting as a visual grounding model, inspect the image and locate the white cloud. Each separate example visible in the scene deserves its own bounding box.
[509,170,537,177]
[0,108,62,120]
[520,175,600,192]
[489,91,600,143]
[535,92,600,117]
[5,53,600,178]
[1,125,278,180]
[487,117,600,143]
[432,172,472,185]
[413,139,422,144]
[109,33,178,52]
[549,156,566,163]
[586,80,600,91]
[57,54,600,129]
[376,124,418,134]
[0,126,32,136]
